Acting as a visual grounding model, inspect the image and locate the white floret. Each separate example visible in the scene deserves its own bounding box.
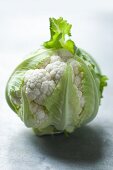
[24,56,67,108]
[30,102,48,124]
[24,69,56,105]
[80,97,85,107]
[75,75,81,87]
[68,59,85,109]
[45,61,66,82]
[50,55,61,63]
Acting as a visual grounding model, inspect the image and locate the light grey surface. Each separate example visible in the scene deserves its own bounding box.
[0,0,113,170]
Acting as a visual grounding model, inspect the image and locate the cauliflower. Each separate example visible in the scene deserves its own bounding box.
[6,17,107,136]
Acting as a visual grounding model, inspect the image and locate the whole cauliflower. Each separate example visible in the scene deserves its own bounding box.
[6,17,107,135]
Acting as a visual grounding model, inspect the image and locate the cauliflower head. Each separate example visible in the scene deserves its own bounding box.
[6,17,107,135]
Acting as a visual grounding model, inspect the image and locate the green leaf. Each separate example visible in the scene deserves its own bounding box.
[44,64,81,133]
[21,87,37,127]
[5,49,54,113]
[64,40,75,54]
[33,126,61,136]
[76,48,108,99]
[97,74,108,98]
[43,17,75,54]
[76,48,101,74]
[75,57,100,125]
[21,87,50,129]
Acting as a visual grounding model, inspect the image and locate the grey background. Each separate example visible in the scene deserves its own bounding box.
[0,0,113,170]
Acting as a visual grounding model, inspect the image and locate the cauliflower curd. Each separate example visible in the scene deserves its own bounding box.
[23,55,84,126]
